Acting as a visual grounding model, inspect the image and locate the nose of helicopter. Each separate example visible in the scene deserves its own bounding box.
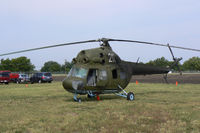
[62,78,84,93]
[62,78,73,91]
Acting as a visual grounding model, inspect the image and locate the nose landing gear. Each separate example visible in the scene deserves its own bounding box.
[73,94,81,102]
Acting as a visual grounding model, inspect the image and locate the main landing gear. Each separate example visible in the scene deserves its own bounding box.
[73,91,97,102]
[115,85,135,101]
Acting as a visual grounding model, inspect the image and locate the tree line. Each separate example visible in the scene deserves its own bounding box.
[0,56,200,72]
[146,56,200,71]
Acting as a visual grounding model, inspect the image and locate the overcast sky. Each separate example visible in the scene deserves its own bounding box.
[0,0,200,70]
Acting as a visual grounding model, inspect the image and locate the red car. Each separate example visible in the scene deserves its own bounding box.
[0,71,10,84]
[9,73,19,83]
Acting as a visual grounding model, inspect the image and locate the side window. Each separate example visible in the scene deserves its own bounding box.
[120,71,126,79]
[99,70,107,80]
[112,69,117,79]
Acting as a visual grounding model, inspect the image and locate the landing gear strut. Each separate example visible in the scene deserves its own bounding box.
[87,91,96,98]
[87,91,100,101]
[73,93,81,102]
[115,85,135,101]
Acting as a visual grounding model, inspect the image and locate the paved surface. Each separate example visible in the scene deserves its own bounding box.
[53,74,200,84]
[131,74,200,84]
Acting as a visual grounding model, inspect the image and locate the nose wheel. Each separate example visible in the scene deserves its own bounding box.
[73,94,81,102]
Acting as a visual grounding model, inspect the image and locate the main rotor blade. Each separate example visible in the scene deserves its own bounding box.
[0,40,98,56]
[1,38,200,57]
[107,38,200,52]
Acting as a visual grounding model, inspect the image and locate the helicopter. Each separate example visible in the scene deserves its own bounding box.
[1,38,200,102]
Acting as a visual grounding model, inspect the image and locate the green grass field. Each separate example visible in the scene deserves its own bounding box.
[0,82,200,133]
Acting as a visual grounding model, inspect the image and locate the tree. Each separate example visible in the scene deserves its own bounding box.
[0,58,12,70]
[61,60,73,73]
[146,57,184,71]
[146,57,171,67]
[0,57,35,72]
[182,57,200,71]
[11,57,35,72]
[41,61,61,72]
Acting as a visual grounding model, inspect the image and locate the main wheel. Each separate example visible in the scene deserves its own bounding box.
[127,92,135,101]
[77,98,82,103]
[73,97,82,102]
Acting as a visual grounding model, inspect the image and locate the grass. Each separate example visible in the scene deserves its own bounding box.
[0,82,200,133]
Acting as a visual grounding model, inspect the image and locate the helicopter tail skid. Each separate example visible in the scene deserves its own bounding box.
[115,85,135,101]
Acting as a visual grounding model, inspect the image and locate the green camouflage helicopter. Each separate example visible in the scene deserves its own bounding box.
[1,38,200,102]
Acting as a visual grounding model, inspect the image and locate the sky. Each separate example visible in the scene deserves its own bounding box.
[0,0,200,70]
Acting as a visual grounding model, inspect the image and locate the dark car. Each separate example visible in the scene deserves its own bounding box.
[30,72,53,84]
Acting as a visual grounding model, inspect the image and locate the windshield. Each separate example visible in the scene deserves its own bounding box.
[68,67,88,78]
[1,72,9,77]
[44,73,52,76]
[21,74,28,78]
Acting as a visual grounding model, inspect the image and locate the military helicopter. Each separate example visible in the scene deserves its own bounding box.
[1,38,200,102]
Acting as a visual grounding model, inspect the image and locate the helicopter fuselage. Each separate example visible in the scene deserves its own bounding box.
[62,45,169,95]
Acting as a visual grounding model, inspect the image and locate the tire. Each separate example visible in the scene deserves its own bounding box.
[16,80,20,84]
[48,81,52,83]
[5,82,9,85]
[127,92,135,101]
[77,98,81,103]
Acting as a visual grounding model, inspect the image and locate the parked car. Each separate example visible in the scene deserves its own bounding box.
[16,74,30,83]
[10,73,19,83]
[30,72,53,83]
[0,71,10,84]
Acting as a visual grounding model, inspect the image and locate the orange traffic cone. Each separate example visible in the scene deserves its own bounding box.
[176,81,178,86]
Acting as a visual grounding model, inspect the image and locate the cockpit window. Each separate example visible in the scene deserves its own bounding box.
[68,67,88,78]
